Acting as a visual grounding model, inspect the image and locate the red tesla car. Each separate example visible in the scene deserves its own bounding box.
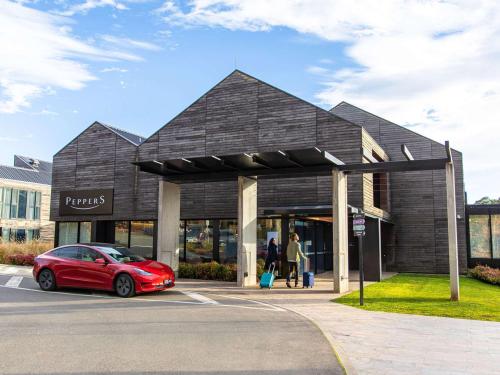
[33,243,175,297]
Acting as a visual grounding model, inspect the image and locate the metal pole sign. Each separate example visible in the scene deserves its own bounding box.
[353,213,365,306]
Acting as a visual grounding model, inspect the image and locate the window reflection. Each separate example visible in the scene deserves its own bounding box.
[186,220,213,263]
[492,215,500,259]
[469,215,491,258]
[219,220,238,264]
[114,221,129,248]
[130,221,154,260]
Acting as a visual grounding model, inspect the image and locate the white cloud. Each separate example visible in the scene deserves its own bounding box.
[100,67,128,73]
[0,0,148,114]
[54,0,128,16]
[101,34,162,51]
[159,0,500,201]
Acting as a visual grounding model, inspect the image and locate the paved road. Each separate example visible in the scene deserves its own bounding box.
[0,274,344,375]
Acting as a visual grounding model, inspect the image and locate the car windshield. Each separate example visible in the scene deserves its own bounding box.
[96,246,145,263]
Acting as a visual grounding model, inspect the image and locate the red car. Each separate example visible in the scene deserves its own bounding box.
[33,243,175,297]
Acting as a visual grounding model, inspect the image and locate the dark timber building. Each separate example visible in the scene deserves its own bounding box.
[50,70,467,282]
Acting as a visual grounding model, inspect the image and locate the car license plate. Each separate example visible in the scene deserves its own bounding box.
[164,279,171,285]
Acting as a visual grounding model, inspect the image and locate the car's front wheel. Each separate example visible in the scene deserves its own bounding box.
[38,269,56,291]
[115,274,135,298]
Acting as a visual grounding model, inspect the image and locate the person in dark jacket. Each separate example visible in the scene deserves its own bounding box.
[264,238,278,271]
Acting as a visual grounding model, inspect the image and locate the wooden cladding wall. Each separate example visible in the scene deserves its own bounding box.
[332,103,467,273]
[50,123,159,222]
[139,71,364,219]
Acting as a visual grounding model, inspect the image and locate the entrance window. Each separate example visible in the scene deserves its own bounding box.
[59,222,78,245]
[80,222,92,243]
[130,221,154,260]
[185,220,213,263]
[492,215,500,259]
[469,215,491,258]
[114,221,129,248]
[219,220,238,264]
[257,219,282,261]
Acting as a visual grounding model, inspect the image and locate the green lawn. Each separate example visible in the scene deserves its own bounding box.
[335,274,500,322]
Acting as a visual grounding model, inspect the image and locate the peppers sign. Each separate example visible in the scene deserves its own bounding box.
[59,189,114,216]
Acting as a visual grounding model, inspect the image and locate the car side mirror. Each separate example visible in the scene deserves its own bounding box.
[95,258,107,265]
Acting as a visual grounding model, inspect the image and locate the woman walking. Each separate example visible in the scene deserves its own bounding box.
[264,237,278,271]
[286,232,306,288]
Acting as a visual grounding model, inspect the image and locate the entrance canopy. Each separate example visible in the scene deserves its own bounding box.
[134,148,344,183]
[138,142,459,300]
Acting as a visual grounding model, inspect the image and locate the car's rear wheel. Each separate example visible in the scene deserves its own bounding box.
[115,274,135,298]
[38,269,56,291]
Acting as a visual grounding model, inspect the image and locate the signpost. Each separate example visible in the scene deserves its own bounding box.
[353,213,365,305]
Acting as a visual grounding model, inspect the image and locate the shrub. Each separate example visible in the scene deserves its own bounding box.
[0,240,52,265]
[178,261,237,282]
[468,265,500,286]
[4,253,36,266]
[256,258,265,279]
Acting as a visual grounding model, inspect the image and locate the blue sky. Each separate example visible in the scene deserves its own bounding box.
[1,0,499,202]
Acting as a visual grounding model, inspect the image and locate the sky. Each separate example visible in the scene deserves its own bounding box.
[0,0,498,202]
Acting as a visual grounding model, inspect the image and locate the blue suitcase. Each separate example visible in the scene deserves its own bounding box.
[260,263,275,289]
[303,272,314,288]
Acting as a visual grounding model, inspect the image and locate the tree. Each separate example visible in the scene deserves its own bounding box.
[474,196,500,205]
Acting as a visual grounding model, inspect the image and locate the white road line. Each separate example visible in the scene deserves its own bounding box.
[0,285,283,312]
[5,276,23,288]
[208,293,286,312]
[182,291,219,304]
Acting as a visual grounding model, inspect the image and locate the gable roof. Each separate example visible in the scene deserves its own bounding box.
[54,121,146,156]
[0,163,52,185]
[99,123,145,146]
[331,101,457,151]
[14,155,52,174]
[139,69,362,147]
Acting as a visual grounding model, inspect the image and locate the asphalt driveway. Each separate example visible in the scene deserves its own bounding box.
[0,274,344,375]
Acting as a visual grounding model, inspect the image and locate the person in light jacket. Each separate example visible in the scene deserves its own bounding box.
[286,232,306,288]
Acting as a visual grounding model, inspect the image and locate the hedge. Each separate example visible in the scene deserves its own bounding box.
[468,265,500,286]
[178,259,267,282]
[178,261,237,282]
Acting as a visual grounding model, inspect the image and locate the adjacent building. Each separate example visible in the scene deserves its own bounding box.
[0,155,53,242]
[49,70,467,279]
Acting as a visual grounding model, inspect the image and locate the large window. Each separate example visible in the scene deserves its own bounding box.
[185,220,213,263]
[130,221,154,260]
[469,215,491,258]
[219,220,238,264]
[58,222,78,245]
[114,221,129,248]
[492,215,500,259]
[0,187,41,220]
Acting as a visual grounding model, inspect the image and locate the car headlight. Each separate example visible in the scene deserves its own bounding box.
[133,268,152,276]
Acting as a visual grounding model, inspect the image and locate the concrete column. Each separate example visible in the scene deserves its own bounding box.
[237,176,257,287]
[157,180,181,275]
[333,169,349,293]
[446,162,460,301]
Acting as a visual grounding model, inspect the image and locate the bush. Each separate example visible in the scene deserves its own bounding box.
[0,240,52,265]
[468,265,500,286]
[256,258,265,279]
[4,253,36,266]
[178,261,237,282]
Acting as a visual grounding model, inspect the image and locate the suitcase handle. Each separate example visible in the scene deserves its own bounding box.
[268,262,275,274]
